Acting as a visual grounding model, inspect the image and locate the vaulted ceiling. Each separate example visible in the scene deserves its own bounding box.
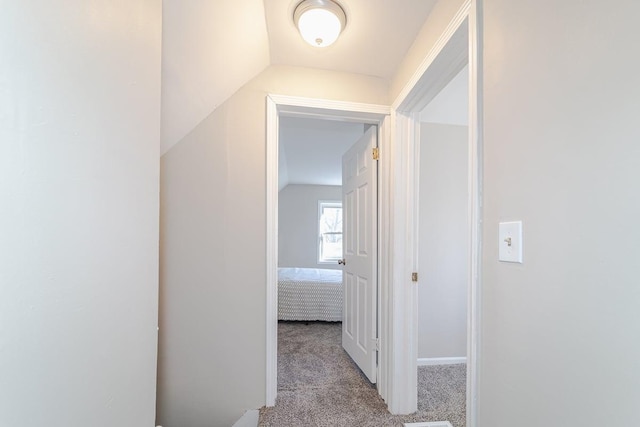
[161,0,439,154]
[279,117,365,190]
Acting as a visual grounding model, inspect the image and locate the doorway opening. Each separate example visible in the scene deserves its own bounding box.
[415,63,470,425]
[265,96,390,407]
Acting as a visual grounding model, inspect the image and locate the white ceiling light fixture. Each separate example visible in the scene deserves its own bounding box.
[293,0,347,48]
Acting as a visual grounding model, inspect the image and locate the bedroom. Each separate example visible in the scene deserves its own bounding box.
[275,116,372,397]
[276,116,364,324]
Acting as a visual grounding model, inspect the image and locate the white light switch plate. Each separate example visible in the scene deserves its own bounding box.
[499,221,523,263]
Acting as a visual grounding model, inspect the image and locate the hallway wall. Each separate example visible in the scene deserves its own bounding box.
[480,0,640,425]
[158,65,387,427]
[0,1,161,426]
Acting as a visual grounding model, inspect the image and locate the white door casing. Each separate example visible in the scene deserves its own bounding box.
[388,0,482,423]
[265,95,390,407]
[342,126,378,383]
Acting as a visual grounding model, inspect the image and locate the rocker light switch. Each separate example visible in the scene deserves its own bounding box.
[499,221,523,263]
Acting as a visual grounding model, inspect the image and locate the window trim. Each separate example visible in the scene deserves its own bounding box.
[317,200,343,264]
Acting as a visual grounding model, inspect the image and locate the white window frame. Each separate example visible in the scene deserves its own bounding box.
[317,200,343,264]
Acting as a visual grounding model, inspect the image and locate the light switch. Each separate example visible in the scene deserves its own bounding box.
[499,221,523,263]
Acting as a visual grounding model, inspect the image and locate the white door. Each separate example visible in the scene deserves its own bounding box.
[342,126,378,383]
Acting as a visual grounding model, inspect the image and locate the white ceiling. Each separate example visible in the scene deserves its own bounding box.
[161,0,438,154]
[264,0,438,78]
[279,117,365,190]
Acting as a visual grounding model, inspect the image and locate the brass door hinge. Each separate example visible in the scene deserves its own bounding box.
[411,272,418,282]
[372,147,379,161]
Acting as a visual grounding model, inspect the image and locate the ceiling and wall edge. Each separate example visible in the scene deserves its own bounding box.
[161,0,444,156]
[161,64,390,157]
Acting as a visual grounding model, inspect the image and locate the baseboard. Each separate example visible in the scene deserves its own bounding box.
[417,357,466,366]
[232,410,259,427]
[404,422,453,427]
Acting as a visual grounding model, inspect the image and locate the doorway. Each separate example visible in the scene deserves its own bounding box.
[417,64,469,367]
[265,96,390,406]
[415,63,470,426]
[389,0,482,423]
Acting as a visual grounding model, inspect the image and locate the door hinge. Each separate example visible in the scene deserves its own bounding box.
[372,147,379,161]
[412,272,418,282]
[375,338,380,351]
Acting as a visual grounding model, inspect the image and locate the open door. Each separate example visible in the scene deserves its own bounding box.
[341,126,378,383]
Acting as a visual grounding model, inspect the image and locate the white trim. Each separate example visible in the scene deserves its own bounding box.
[317,200,343,263]
[387,0,482,425]
[392,0,471,111]
[386,110,420,414]
[466,3,483,426]
[404,422,453,427]
[231,410,259,427]
[417,357,467,366]
[265,97,279,406]
[265,95,390,407]
[269,94,389,121]
[377,114,392,403]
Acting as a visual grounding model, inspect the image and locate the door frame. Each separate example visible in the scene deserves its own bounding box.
[388,0,482,424]
[265,95,390,406]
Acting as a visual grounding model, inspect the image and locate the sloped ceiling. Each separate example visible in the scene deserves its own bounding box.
[279,117,365,190]
[161,0,270,154]
[161,0,438,154]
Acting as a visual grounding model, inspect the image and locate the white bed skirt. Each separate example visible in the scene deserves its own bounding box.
[278,267,343,322]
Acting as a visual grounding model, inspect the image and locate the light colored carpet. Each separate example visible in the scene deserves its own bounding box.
[259,321,466,427]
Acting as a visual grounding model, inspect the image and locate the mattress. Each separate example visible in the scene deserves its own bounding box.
[278,267,343,322]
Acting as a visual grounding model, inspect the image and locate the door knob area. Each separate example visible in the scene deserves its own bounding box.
[338,259,346,265]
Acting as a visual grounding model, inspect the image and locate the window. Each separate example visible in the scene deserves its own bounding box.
[318,201,343,263]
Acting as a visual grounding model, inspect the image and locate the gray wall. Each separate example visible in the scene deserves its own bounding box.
[479,0,640,425]
[0,1,161,426]
[418,123,468,359]
[157,65,388,426]
[279,184,343,270]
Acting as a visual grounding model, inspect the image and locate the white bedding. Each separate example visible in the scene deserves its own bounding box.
[278,267,343,322]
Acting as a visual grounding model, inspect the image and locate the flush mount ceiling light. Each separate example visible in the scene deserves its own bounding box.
[294,0,347,48]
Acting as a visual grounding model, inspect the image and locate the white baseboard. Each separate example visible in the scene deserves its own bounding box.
[232,410,259,427]
[417,357,466,366]
[404,422,453,427]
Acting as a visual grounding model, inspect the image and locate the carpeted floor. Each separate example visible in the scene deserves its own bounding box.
[259,321,466,427]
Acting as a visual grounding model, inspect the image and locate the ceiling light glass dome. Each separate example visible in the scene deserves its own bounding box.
[294,0,347,48]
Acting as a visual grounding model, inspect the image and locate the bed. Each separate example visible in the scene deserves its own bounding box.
[278,267,343,322]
